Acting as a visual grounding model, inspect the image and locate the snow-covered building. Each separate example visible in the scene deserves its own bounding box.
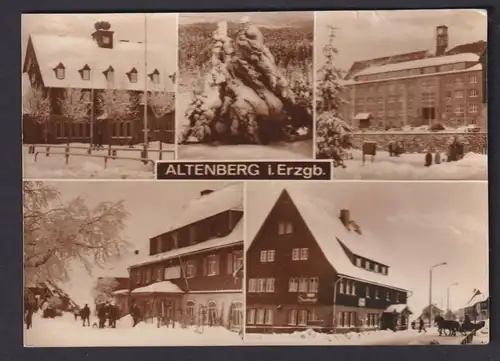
[22,22,176,145]
[127,184,244,332]
[245,188,410,334]
[341,26,486,130]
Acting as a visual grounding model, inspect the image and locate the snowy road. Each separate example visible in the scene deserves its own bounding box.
[334,150,487,180]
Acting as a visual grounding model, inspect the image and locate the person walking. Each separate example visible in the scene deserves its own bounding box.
[108,303,118,328]
[434,150,441,165]
[418,317,427,333]
[97,303,107,328]
[25,303,34,330]
[131,303,141,328]
[81,304,91,327]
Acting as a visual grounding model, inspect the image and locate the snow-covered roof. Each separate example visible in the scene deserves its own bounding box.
[166,183,243,232]
[112,289,129,295]
[131,280,183,295]
[354,112,372,120]
[385,304,411,314]
[132,219,243,268]
[356,53,480,77]
[254,187,410,291]
[27,34,175,92]
[465,292,488,308]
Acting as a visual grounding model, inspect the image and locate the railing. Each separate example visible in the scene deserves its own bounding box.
[34,151,155,169]
[26,143,174,160]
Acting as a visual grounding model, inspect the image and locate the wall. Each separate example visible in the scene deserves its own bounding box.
[351,132,487,154]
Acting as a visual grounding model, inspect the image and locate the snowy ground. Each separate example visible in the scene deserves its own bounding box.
[23,142,175,179]
[24,313,243,347]
[178,139,314,160]
[334,150,487,180]
[245,324,489,346]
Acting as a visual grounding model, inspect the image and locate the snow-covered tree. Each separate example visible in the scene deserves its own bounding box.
[315,26,353,166]
[23,181,130,287]
[24,86,52,143]
[148,91,175,118]
[59,89,92,142]
[92,277,119,303]
[98,89,137,120]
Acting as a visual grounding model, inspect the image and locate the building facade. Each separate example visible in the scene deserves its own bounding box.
[246,189,410,334]
[127,185,244,332]
[341,26,486,131]
[22,23,176,145]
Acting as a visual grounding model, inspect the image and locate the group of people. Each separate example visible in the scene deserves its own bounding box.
[73,302,120,328]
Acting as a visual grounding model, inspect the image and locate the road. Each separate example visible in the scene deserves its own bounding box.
[364,329,466,346]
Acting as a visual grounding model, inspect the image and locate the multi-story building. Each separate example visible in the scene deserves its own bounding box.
[127,184,244,331]
[22,22,176,145]
[246,188,411,334]
[341,26,486,130]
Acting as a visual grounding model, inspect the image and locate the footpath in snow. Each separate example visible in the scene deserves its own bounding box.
[24,313,243,347]
[23,142,174,179]
[334,150,487,180]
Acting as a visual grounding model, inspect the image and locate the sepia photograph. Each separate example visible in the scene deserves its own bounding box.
[23,181,244,346]
[315,10,487,180]
[177,12,314,160]
[22,14,177,179]
[244,181,489,345]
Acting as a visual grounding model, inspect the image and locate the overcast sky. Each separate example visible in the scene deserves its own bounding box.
[21,13,177,70]
[41,181,234,305]
[179,11,313,26]
[246,181,488,315]
[315,9,487,71]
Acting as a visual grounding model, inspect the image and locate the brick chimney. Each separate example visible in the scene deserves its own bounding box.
[339,209,351,230]
[435,25,449,57]
[200,189,214,196]
[92,21,114,49]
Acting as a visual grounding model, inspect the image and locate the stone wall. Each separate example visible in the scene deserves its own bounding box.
[351,132,487,154]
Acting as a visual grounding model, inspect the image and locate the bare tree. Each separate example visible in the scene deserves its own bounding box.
[59,89,92,143]
[23,181,130,287]
[92,277,120,303]
[24,86,52,143]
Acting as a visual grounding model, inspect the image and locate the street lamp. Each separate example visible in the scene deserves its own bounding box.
[429,262,447,327]
[447,282,458,313]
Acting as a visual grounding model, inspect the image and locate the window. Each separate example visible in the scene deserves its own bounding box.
[454,77,464,87]
[186,301,195,320]
[366,286,370,298]
[299,248,308,260]
[82,68,90,81]
[171,232,179,249]
[469,89,478,98]
[338,311,357,327]
[278,221,293,235]
[469,75,478,84]
[469,104,478,114]
[308,308,317,322]
[351,281,356,295]
[296,278,307,292]
[247,308,256,324]
[152,73,160,84]
[423,66,436,74]
[396,292,400,303]
[356,257,362,267]
[135,270,141,284]
[298,310,308,326]
[339,280,345,294]
[455,90,464,99]
[145,268,152,283]
[207,255,219,276]
[55,67,65,80]
[102,35,111,44]
[256,309,265,324]
[289,278,298,292]
[261,250,275,262]
[186,260,196,278]
[265,278,275,293]
[189,226,197,243]
[288,309,297,325]
[232,251,243,273]
[309,278,319,293]
[264,309,273,325]
[365,261,371,270]
[375,289,380,299]
[128,68,138,83]
[386,291,391,301]
[455,105,465,115]
[155,267,163,281]
[292,248,300,260]
[345,280,351,295]
[248,279,257,292]
[257,278,266,292]
[374,264,379,273]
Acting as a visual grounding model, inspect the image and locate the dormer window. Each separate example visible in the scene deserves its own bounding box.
[54,63,65,80]
[149,69,160,84]
[79,64,91,81]
[103,66,115,83]
[278,221,293,235]
[127,68,138,83]
[102,35,111,44]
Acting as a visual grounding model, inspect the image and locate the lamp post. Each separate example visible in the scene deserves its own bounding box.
[332,276,345,334]
[447,282,458,314]
[429,262,447,327]
[142,13,149,159]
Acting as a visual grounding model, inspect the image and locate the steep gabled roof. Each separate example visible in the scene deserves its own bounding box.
[249,186,410,291]
[25,34,175,92]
